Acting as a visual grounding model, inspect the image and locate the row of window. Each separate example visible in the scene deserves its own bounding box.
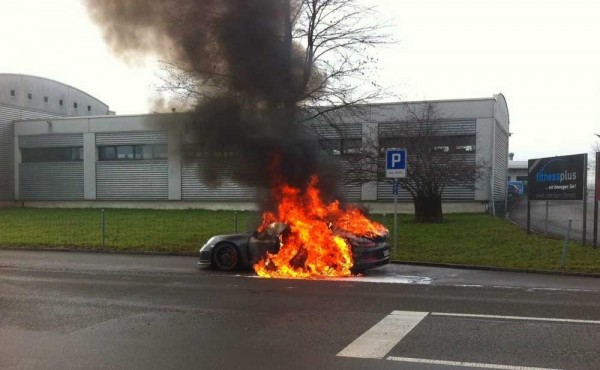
[20,136,477,163]
[379,135,477,154]
[319,136,477,155]
[7,89,92,111]
[98,145,167,161]
[22,147,84,163]
[21,145,168,163]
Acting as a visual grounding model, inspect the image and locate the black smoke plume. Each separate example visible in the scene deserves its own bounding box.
[84,0,343,209]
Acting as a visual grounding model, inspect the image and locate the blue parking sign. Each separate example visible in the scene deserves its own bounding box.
[386,148,407,178]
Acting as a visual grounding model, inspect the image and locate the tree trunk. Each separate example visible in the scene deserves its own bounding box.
[413,194,443,223]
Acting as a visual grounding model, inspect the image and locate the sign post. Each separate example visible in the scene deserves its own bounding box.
[583,154,588,245]
[386,148,407,253]
[594,152,599,248]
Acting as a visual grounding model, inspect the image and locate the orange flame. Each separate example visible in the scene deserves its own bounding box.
[253,176,388,279]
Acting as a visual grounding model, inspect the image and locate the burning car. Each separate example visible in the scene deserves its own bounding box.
[199,221,390,274]
[199,176,390,278]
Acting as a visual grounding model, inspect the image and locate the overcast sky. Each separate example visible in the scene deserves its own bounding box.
[1,0,599,161]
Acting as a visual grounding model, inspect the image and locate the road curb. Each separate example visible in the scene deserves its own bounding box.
[390,260,600,278]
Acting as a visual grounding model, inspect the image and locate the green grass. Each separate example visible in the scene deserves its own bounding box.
[0,208,259,254]
[377,213,600,274]
[1,208,599,273]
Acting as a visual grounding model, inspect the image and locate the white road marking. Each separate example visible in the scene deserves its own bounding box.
[387,357,562,370]
[431,312,600,325]
[336,310,428,359]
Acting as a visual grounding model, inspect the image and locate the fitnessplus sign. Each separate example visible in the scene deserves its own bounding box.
[528,154,586,201]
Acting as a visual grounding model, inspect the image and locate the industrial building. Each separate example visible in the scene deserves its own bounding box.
[2,75,509,213]
[0,73,111,204]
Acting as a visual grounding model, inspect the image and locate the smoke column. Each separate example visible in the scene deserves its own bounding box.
[84,0,343,209]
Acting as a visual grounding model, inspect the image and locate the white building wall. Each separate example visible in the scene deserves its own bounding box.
[1,74,110,202]
[12,95,509,211]
[83,133,97,200]
[0,104,63,200]
[474,117,494,201]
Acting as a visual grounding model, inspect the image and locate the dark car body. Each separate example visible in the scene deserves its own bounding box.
[507,184,520,198]
[199,223,390,273]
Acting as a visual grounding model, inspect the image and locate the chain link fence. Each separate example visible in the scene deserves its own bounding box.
[0,208,260,254]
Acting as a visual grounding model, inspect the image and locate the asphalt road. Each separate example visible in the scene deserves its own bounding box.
[509,195,598,244]
[2,250,600,370]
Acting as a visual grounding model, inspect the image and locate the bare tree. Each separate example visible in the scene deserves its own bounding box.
[337,103,485,222]
[157,0,389,116]
[388,104,485,222]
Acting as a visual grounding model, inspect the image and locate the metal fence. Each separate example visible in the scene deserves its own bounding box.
[0,208,260,254]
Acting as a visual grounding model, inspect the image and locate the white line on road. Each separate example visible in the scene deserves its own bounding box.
[387,356,562,370]
[336,310,428,359]
[431,312,600,325]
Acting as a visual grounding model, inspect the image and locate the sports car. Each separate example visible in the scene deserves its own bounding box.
[198,222,390,273]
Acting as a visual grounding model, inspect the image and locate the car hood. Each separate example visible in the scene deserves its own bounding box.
[205,233,252,245]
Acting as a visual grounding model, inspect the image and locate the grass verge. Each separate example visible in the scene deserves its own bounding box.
[1,208,599,273]
[378,213,600,274]
[0,208,259,254]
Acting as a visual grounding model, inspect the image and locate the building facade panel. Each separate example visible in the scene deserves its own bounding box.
[493,124,509,203]
[340,183,363,201]
[19,134,83,148]
[0,104,62,200]
[378,120,476,137]
[377,184,475,202]
[96,161,169,200]
[96,131,168,146]
[181,160,260,201]
[19,162,84,200]
[303,122,363,139]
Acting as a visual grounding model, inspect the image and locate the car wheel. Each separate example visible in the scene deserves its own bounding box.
[212,243,241,271]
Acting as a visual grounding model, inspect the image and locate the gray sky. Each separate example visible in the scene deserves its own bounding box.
[1,0,599,161]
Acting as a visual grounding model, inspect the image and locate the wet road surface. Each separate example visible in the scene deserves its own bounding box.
[2,250,600,369]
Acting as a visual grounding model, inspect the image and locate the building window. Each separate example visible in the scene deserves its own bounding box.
[432,146,450,153]
[317,138,362,156]
[183,144,238,159]
[10,89,16,97]
[318,139,341,156]
[379,135,476,154]
[22,147,83,163]
[73,102,78,109]
[59,99,64,107]
[98,146,117,161]
[44,96,49,103]
[98,144,168,161]
[87,105,92,112]
[27,93,32,100]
